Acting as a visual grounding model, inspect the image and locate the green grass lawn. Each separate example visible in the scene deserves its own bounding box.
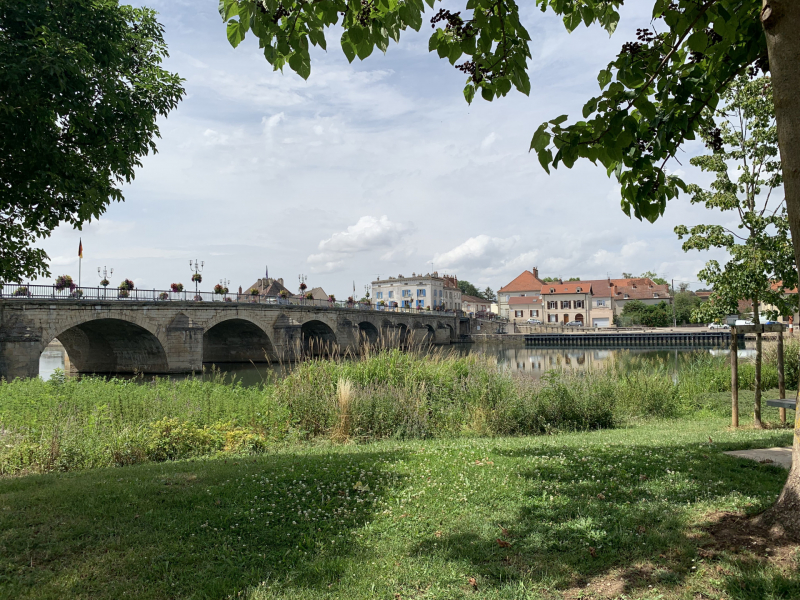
[1,413,798,600]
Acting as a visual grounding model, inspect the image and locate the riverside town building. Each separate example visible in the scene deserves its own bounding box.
[371,272,461,310]
[498,268,672,327]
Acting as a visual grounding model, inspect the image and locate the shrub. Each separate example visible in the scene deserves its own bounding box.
[158,292,169,300]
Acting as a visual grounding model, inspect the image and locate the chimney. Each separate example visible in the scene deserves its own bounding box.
[278,278,284,286]
[532,266,539,279]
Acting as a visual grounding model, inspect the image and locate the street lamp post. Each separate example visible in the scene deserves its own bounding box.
[299,274,308,302]
[219,278,230,301]
[190,260,204,298]
[98,266,113,299]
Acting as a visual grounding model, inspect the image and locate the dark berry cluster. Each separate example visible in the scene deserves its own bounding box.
[455,60,482,83]
[708,127,724,152]
[256,1,289,23]
[357,0,374,26]
[430,9,474,38]
[636,28,655,43]
[621,41,643,55]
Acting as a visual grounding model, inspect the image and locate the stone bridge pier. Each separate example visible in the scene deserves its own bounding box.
[0,300,466,380]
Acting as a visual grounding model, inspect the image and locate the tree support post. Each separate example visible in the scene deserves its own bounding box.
[779,328,787,425]
[731,326,739,428]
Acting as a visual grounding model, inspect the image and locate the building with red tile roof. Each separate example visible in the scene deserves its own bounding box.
[498,267,545,319]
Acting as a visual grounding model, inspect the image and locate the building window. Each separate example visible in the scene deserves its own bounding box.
[530,310,539,317]
[547,301,557,309]
[574,300,584,309]
[388,291,394,298]
[550,288,555,293]
[623,294,629,299]
[417,300,424,308]
[376,292,383,299]
[417,289,426,297]
[561,300,571,309]
[515,310,523,318]
[548,314,559,323]
[402,290,411,297]
[596,299,606,307]
[576,287,582,293]
[653,293,659,298]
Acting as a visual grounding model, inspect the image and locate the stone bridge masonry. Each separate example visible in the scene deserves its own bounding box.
[0,300,468,380]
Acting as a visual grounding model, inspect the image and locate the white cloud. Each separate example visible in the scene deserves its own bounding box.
[481,132,497,149]
[308,216,413,272]
[433,235,519,270]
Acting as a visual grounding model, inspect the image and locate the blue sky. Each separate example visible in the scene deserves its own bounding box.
[37,1,737,296]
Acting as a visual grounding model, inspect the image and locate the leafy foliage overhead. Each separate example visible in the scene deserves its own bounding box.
[0,1,184,281]
[221,0,770,225]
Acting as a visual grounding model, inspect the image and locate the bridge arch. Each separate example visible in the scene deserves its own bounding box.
[411,322,436,345]
[358,321,380,346]
[301,319,338,355]
[203,318,277,364]
[48,318,169,374]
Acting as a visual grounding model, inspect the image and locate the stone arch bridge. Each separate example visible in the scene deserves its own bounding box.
[0,300,470,380]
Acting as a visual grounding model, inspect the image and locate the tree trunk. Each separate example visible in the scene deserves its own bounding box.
[759,0,800,536]
[753,298,763,428]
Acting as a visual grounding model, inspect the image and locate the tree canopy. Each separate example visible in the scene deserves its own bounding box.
[456,279,481,298]
[676,75,796,324]
[220,0,786,224]
[0,1,184,281]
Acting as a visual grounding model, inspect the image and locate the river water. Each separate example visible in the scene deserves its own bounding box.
[39,341,754,386]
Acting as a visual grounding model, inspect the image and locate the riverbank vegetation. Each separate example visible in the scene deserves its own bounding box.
[1,344,797,475]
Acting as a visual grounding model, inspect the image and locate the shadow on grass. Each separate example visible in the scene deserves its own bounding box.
[412,434,797,598]
[0,448,410,600]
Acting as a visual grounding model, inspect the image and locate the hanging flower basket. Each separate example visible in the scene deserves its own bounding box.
[328,294,336,302]
[191,273,202,284]
[305,292,313,300]
[100,278,110,288]
[158,292,169,301]
[378,300,385,306]
[279,289,289,298]
[299,282,307,292]
[194,294,203,301]
[214,284,228,295]
[72,289,84,299]
[118,279,135,291]
[54,275,75,291]
[249,287,260,296]
[170,283,184,293]
[14,286,30,297]
[223,297,232,302]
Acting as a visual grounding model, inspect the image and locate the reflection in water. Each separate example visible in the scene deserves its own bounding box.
[39,348,66,381]
[38,341,751,386]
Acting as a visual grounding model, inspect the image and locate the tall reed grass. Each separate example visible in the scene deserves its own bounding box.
[0,343,793,475]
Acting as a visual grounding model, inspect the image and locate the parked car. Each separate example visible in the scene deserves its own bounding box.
[708,322,731,330]
[565,320,584,327]
[526,318,542,324]
[734,319,754,326]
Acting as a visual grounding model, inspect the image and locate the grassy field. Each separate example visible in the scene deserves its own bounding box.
[1,415,797,600]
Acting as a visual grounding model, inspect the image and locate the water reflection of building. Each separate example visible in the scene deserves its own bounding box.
[495,347,618,376]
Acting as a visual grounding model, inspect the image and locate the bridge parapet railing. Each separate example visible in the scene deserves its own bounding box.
[0,283,461,317]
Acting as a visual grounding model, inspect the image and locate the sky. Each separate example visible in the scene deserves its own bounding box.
[35,0,745,298]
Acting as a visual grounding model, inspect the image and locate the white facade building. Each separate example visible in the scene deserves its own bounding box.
[371,272,461,311]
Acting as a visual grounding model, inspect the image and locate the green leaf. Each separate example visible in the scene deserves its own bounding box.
[597,69,612,89]
[549,114,568,126]
[463,83,476,104]
[537,148,553,174]
[227,20,244,48]
[341,36,356,63]
[530,124,550,152]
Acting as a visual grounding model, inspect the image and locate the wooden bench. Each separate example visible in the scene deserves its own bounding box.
[766,399,796,410]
